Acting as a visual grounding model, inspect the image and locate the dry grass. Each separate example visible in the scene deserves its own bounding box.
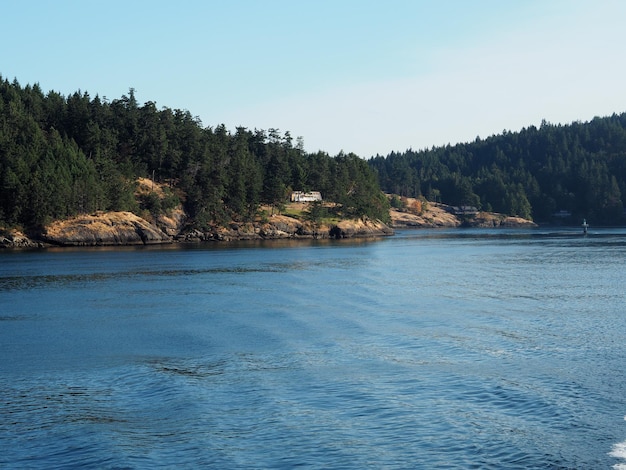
[136,177,167,198]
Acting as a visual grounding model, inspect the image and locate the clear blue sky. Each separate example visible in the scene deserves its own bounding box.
[3,0,625,157]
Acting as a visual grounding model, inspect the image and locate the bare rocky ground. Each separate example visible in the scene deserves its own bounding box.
[41,211,172,246]
[390,202,461,228]
[179,212,393,243]
[389,198,537,229]
[0,228,42,248]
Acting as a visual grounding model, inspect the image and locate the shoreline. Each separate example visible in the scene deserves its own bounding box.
[0,214,395,250]
[1,200,541,250]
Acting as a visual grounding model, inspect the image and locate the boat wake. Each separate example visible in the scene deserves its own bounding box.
[610,416,626,470]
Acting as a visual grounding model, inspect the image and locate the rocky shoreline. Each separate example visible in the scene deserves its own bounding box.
[175,215,393,243]
[0,212,394,249]
[389,201,538,229]
[0,229,44,249]
[1,196,537,249]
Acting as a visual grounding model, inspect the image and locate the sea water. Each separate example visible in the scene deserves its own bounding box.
[1,228,625,469]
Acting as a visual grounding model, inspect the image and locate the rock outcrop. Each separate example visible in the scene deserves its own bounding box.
[180,215,393,242]
[42,212,172,246]
[390,199,537,229]
[0,229,42,248]
[156,207,187,236]
[463,213,538,228]
[329,219,395,239]
[3,185,538,249]
[390,202,461,228]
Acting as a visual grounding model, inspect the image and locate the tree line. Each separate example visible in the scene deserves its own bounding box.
[0,76,389,230]
[369,115,626,224]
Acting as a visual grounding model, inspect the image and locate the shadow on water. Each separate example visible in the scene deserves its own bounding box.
[17,235,385,254]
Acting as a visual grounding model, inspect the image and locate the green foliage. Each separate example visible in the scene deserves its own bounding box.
[0,75,389,230]
[370,115,626,224]
[317,152,391,223]
[389,195,406,210]
[305,201,329,222]
[139,192,162,215]
[6,72,626,229]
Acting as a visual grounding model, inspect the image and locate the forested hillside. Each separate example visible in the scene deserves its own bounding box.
[5,74,625,230]
[369,115,626,224]
[0,76,389,230]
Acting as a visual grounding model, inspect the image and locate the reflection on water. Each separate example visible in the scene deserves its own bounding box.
[1,228,626,469]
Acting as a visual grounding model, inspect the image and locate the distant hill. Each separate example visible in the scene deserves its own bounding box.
[369,115,626,225]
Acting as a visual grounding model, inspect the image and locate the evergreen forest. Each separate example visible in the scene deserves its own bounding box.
[0,76,388,230]
[2,74,626,230]
[369,115,626,224]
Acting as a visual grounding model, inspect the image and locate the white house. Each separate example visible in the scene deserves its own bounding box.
[450,205,478,215]
[291,191,322,202]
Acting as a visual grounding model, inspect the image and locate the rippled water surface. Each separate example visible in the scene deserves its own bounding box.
[1,228,626,469]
